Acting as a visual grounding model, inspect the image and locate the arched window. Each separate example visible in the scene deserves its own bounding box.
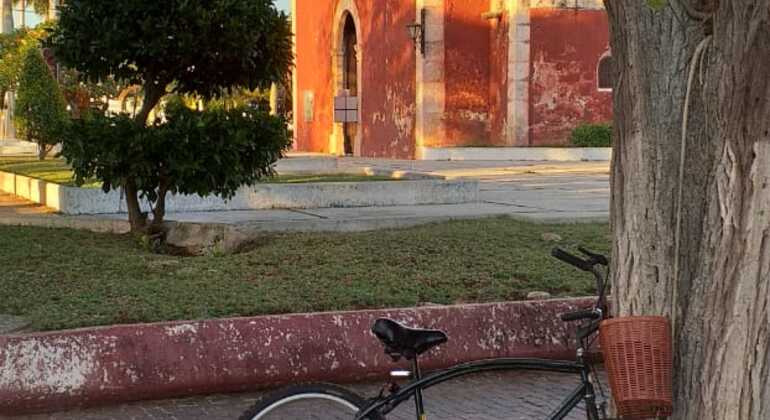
[597,54,614,91]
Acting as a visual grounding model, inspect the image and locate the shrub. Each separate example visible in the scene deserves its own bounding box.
[47,0,293,233]
[570,123,613,148]
[0,25,48,108]
[14,46,69,159]
[61,103,292,228]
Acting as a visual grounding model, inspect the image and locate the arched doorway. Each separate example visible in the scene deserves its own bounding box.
[341,14,358,156]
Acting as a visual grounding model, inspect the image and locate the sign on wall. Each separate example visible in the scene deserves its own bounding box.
[334,96,358,123]
[303,91,314,122]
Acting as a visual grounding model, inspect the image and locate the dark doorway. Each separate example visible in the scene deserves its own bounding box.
[342,14,358,156]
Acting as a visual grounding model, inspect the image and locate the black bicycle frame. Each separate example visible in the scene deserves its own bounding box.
[354,357,601,420]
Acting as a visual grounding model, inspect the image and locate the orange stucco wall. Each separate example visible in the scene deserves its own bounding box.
[294,3,334,154]
[488,9,509,145]
[294,2,612,157]
[528,8,612,146]
[443,0,493,147]
[294,0,416,158]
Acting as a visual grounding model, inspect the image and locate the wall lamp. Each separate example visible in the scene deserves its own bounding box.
[406,8,426,55]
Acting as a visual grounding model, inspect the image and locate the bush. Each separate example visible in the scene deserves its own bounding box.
[61,103,292,227]
[47,0,293,233]
[14,47,69,159]
[570,123,613,147]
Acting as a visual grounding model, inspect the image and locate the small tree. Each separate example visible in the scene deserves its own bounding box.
[0,25,48,108]
[14,46,68,159]
[62,100,291,227]
[47,0,293,233]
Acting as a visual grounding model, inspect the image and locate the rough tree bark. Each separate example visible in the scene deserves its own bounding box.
[606,1,769,419]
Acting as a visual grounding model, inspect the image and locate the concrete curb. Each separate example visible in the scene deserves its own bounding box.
[0,213,130,234]
[418,147,612,162]
[0,140,37,156]
[0,171,478,215]
[0,298,595,415]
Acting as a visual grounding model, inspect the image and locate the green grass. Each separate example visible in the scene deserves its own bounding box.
[0,157,396,187]
[0,219,610,332]
[0,157,95,187]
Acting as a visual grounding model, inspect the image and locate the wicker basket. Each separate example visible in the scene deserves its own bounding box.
[599,316,673,419]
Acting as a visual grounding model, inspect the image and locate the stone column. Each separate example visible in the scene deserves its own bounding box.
[1,0,13,34]
[414,0,445,159]
[506,0,530,146]
[48,0,57,20]
[269,83,279,116]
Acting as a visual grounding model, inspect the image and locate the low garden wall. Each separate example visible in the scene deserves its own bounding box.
[0,170,478,215]
[0,298,595,415]
[418,147,612,162]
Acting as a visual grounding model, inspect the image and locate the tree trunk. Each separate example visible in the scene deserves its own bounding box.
[123,83,165,234]
[606,1,770,419]
[123,180,147,233]
[37,143,51,160]
[134,83,164,126]
[150,178,169,229]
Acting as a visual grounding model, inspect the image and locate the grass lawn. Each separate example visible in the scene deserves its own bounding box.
[0,157,93,187]
[0,218,609,332]
[0,157,396,187]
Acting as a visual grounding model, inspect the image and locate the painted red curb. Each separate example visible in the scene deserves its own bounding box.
[0,298,594,415]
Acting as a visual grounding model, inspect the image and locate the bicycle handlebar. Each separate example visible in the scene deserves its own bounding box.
[551,248,593,271]
[560,308,602,322]
[552,247,610,323]
[578,247,609,266]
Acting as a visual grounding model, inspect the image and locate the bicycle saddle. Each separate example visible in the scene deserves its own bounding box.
[371,318,448,361]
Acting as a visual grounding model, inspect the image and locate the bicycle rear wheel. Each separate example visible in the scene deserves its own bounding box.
[239,383,384,420]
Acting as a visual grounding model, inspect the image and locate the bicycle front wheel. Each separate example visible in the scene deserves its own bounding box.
[239,383,384,420]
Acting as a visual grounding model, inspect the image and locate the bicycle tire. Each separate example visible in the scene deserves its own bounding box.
[239,383,385,420]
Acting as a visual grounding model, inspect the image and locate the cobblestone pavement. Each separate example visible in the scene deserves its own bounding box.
[11,370,610,420]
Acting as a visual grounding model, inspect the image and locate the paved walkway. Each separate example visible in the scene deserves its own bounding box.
[13,370,608,420]
[159,160,609,231]
[0,160,609,233]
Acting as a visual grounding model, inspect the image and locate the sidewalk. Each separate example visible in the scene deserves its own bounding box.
[17,371,600,420]
[0,160,609,234]
[160,160,610,230]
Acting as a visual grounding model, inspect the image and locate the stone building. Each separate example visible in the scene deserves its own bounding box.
[291,0,612,159]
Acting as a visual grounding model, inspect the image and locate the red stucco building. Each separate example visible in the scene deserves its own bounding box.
[291,0,612,159]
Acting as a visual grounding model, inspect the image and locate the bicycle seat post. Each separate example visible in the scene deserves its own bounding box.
[411,357,426,420]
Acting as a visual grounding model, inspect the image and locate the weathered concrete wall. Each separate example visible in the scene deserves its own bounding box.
[294,0,612,157]
[0,298,594,414]
[0,171,479,215]
[294,0,416,159]
[358,1,416,158]
[528,7,611,146]
[442,0,491,146]
[488,1,510,145]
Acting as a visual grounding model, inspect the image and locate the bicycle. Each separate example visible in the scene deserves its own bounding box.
[240,247,612,420]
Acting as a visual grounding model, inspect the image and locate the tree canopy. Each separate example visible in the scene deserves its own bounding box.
[46,0,292,106]
[47,0,294,234]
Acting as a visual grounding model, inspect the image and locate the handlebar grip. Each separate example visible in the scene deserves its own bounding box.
[578,247,609,266]
[552,248,591,271]
[561,309,601,322]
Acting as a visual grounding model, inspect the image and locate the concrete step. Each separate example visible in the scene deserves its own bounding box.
[0,140,37,156]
